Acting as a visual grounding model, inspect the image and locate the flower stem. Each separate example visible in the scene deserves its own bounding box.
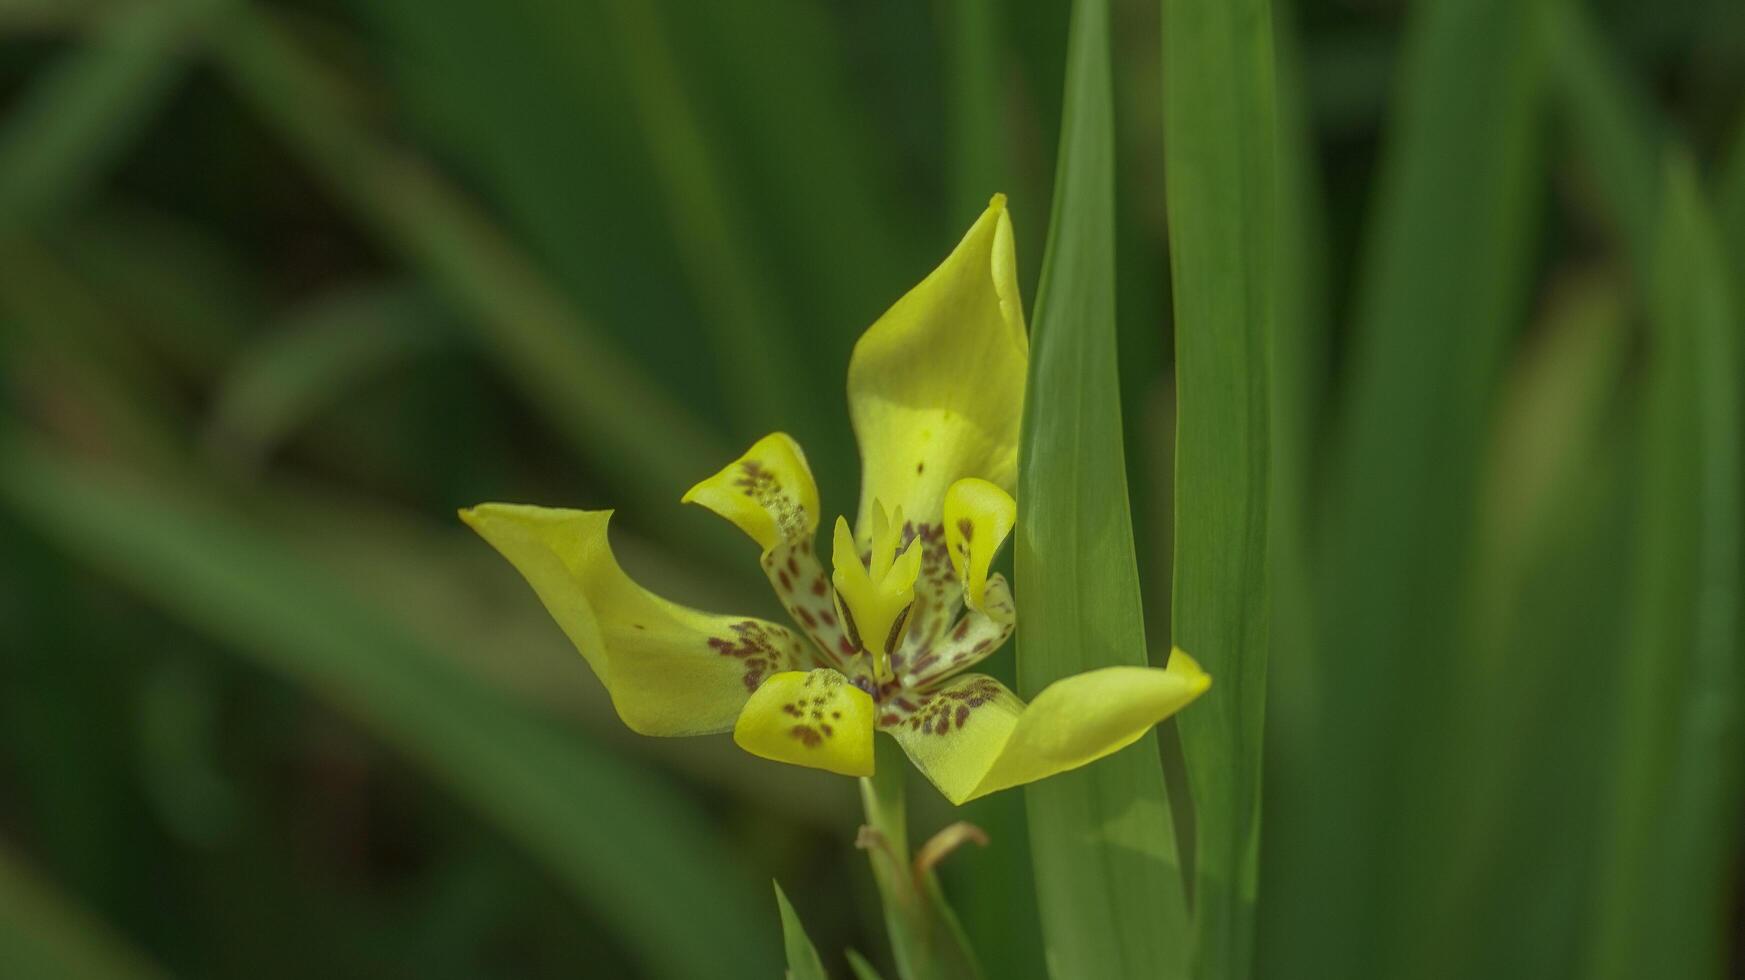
[857,735,982,980]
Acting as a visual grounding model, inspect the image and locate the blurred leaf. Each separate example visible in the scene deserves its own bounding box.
[775,881,828,980]
[1160,0,1275,976]
[1258,0,1548,974]
[846,948,888,980]
[0,432,780,980]
[206,5,730,516]
[858,738,982,980]
[1261,0,1331,838]
[597,0,803,435]
[1721,111,1745,262]
[0,0,220,226]
[1017,0,1189,976]
[1545,0,1664,263]
[1589,156,1742,980]
[944,0,1008,227]
[204,282,456,470]
[0,844,168,980]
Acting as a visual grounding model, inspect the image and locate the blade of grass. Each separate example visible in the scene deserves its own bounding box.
[1588,155,1742,980]
[775,881,829,980]
[944,0,1008,228]
[598,0,802,436]
[1017,0,1190,976]
[1260,0,1331,870]
[1258,0,1548,973]
[1720,112,1745,262]
[1544,0,1665,264]
[1159,0,1275,976]
[205,4,729,513]
[0,431,780,980]
[203,283,456,470]
[0,0,220,226]
[0,844,169,980]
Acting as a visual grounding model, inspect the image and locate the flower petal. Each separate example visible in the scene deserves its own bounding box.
[461,504,805,736]
[848,195,1027,531]
[883,651,1211,805]
[681,432,818,553]
[902,574,1015,687]
[942,478,1016,620]
[733,668,875,777]
[683,433,855,669]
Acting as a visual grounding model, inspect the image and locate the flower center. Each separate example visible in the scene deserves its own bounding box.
[829,499,921,683]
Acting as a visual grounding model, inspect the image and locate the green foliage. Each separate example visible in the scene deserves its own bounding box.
[1159,0,1275,976]
[2,0,1743,976]
[1017,0,1190,976]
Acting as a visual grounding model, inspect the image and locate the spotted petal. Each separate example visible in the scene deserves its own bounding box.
[884,651,1212,805]
[462,504,805,736]
[942,478,1016,620]
[734,668,875,777]
[848,195,1028,533]
[683,433,855,668]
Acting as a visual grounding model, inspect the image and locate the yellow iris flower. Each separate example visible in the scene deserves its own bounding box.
[461,196,1210,804]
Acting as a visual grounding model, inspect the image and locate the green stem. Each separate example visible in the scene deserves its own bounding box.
[857,737,981,980]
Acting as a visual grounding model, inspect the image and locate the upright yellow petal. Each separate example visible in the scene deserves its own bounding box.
[682,432,819,553]
[848,195,1027,531]
[462,504,807,736]
[942,478,1017,619]
[683,433,856,669]
[733,668,875,777]
[884,651,1212,805]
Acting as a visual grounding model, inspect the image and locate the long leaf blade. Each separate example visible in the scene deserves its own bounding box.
[1160,0,1276,975]
[1017,0,1190,975]
[1588,156,1743,980]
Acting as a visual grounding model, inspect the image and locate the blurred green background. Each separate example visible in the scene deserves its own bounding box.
[0,0,1740,978]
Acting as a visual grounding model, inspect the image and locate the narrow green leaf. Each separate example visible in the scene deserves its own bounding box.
[1589,156,1743,980]
[204,283,456,468]
[205,5,729,513]
[0,845,169,980]
[774,881,828,980]
[0,433,779,980]
[0,0,221,226]
[1544,0,1664,264]
[1160,0,1275,976]
[598,0,803,435]
[1720,112,1745,264]
[945,0,1008,227]
[1017,0,1189,976]
[846,949,889,980]
[1258,0,1548,972]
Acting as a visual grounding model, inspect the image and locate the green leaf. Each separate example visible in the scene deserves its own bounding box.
[0,432,780,980]
[204,283,456,469]
[1017,0,1189,976]
[597,0,804,435]
[845,949,889,980]
[774,881,828,980]
[0,845,169,980]
[1257,0,1548,972]
[1544,0,1664,264]
[1720,111,1745,265]
[1588,156,1743,980]
[1159,0,1275,976]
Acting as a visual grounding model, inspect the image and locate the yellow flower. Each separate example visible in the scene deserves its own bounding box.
[461,196,1210,804]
